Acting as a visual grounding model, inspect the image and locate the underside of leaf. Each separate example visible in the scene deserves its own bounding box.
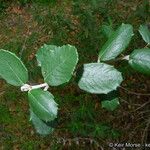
[30,109,54,135]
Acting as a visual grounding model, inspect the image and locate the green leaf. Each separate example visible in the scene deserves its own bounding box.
[0,49,28,86]
[101,24,114,38]
[36,44,78,86]
[101,98,120,111]
[30,109,54,135]
[139,25,150,44]
[129,48,150,75]
[28,89,58,122]
[78,63,123,94]
[99,23,133,61]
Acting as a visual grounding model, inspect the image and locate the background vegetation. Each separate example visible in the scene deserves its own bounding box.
[0,0,150,149]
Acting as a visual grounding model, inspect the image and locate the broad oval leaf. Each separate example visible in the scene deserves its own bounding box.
[101,98,120,111]
[30,109,54,135]
[129,48,150,75]
[28,89,58,122]
[98,23,133,61]
[78,63,123,94]
[36,44,78,86]
[139,25,150,44]
[0,49,28,86]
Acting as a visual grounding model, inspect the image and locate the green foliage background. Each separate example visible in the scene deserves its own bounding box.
[0,0,150,149]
